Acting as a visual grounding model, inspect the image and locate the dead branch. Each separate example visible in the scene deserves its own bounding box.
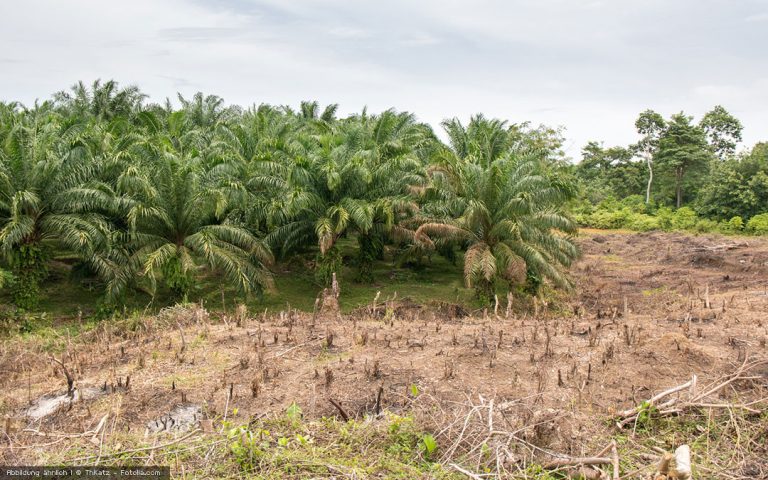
[449,463,484,480]
[617,358,768,428]
[329,398,350,422]
[543,457,613,469]
[618,375,696,418]
[374,386,384,415]
[49,356,74,396]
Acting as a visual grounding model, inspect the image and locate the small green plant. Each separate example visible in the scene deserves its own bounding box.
[227,424,271,470]
[285,402,303,425]
[635,400,659,429]
[521,463,559,479]
[386,414,420,457]
[419,434,437,460]
[409,384,420,397]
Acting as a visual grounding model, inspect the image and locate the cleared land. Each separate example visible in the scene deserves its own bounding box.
[1,230,767,479]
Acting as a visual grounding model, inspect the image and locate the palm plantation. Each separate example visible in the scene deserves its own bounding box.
[0,80,580,311]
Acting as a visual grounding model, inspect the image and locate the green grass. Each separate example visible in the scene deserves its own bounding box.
[193,237,480,313]
[259,250,477,313]
[224,409,462,479]
[1,240,482,329]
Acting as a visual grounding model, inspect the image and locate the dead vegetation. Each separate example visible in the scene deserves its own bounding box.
[1,230,767,478]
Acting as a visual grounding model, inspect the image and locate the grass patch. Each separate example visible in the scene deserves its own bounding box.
[2,240,481,330]
[642,286,667,296]
[225,409,461,479]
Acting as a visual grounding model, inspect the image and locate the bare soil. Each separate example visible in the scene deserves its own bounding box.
[2,230,767,476]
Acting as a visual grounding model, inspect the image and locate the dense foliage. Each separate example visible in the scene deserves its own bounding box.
[0,81,578,309]
[573,106,767,234]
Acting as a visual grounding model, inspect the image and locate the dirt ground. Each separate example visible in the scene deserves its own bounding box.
[1,230,767,476]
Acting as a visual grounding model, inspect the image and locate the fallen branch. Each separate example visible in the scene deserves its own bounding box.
[449,462,484,480]
[329,398,349,422]
[617,358,768,428]
[543,457,613,469]
[691,242,748,252]
[618,375,696,418]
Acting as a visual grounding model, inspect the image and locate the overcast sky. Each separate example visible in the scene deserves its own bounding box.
[1,0,766,158]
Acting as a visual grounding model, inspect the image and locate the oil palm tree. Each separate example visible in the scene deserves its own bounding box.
[107,147,273,301]
[0,106,113,308]
[263,109,429,283]
[53,79,147,122]
[414,116,578,300]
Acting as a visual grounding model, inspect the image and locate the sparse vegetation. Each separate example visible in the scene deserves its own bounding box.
[3,231,767,479]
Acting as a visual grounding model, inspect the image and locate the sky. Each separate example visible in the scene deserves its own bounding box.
[1,0,767,159]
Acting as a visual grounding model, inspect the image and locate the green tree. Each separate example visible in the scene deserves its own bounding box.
[106,145,273,301]
[54,79,146,122]
[700,105,743,160]
[655,113,712,207]
[0,106,112,308]
[576,142,645,202]
[263,109,430,284]
[696,142,768,220]
[415,116,578,300]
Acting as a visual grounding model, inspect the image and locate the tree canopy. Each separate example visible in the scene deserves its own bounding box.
[0,80,580,310]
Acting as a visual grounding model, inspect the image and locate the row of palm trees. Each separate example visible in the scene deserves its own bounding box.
[0,80,579,309]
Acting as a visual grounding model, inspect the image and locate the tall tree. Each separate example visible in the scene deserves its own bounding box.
[106,149,273,300]
[699,105,743,159]
[264,109,430,284]
[633,110,666,204]
[576,142,645,202]
[696,142,768,220]
[655,113,712,208]
[53,79,146,121]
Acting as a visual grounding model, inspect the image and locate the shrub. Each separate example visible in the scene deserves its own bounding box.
[617,194,649,213]
[576,202,752,236]
[726,216,744,232]
[586,208,631,229]
[625,213,660,232]
[693,219,718,233]
[670,207,698,230]
[746,213,768,235]
[655,206,674,230]
[0,269,13,289]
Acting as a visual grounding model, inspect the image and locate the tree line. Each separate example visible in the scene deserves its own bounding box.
[0,80,579,310]
[574,106,768,231]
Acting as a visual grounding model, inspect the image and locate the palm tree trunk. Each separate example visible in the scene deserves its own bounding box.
[475,279,495,304]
